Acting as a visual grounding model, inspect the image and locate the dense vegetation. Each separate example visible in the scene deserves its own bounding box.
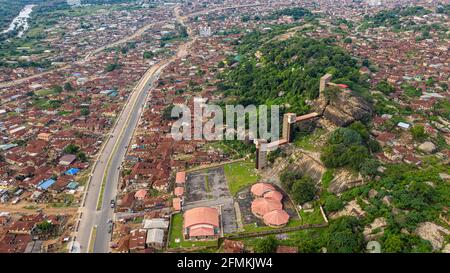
[219,32,370,114]
[280,169,317,204]
[362,6,432,30]
[0,0,42,31]
[321,122,381,178]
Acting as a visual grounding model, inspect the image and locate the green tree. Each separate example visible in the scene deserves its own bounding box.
[410,125,427,141]
[143,51,154,59]
[279,168,302,192]
[359,159,380,178]
[291,176,316,204]
[323,195,344,213]
[376,80,395,95]
[64,82,74,91]
[36,221,54,234]
[326,216,364,253]
[162,105,178,120]
[64,144,80,154]
[76,151,87,162]
[383,234,403,253]
[51,85,63,94]
[80,108,90,116]
[254,236,278,253]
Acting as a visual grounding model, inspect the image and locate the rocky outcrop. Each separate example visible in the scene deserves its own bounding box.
[330,199,366,219]
[363,217,387,241]
[418,141,437,154]
[315,91,372,127]
[262,146,326,185]
[328,169,366,194]
[415,222,450,251]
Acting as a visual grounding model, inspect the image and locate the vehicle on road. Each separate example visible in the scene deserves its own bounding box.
[108,223,113,233]
[110,199,116,208]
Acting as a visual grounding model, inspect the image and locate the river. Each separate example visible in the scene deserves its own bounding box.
[1,4,36,38]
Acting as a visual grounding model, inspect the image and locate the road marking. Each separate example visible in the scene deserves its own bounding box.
[88,225,97,253]
[95,64,167,211]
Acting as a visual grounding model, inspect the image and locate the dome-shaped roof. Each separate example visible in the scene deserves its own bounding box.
[250,183,275,197]
[263,209,290,227]
[251,198,282,217]
[263,190,283,202]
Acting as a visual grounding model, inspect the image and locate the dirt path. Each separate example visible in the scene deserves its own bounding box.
[0,203,78,215]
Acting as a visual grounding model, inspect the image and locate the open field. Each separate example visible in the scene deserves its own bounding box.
[224,161,260,196]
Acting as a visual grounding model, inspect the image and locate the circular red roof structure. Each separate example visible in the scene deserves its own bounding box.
[251,198,282,218]
[251,183,275,197]
[263,190,283,202]
[263,209,290,227]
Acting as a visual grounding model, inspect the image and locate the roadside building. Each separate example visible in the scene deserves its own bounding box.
[183,207,220,240]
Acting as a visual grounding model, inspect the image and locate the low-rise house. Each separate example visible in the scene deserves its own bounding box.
[58,154,76,166]
[145,228,164,249]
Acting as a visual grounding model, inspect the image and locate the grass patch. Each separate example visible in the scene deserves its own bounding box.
[34,88,56,96]
[168,213,218,249]
[321,169,334,192]
[96,176,106,210]
[88,226,97,253]
[224,161,260,196]
[241,219,304,233]
[205,174,211,193]
[299,207,326,225]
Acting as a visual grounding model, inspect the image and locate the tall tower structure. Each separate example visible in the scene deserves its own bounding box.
[319,73,333,97]
[282,113,297,143]
[254,139,268,170]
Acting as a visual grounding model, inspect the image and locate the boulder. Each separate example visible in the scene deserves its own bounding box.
[368,189,378,199]
[443,244,450,253]
[415,222,450,251]
[363,217,387,241]
[319,91,372,127]
[328,169,366,194]
[439,173,450,180]
[382,195,393,206]
[418,141,436,154]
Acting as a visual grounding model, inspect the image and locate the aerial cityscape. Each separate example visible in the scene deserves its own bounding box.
[0,0,448,257]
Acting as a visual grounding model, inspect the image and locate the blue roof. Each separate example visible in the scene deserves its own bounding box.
[37,179,56,190]
[65,168,80,175]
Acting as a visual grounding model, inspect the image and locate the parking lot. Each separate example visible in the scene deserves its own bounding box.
[184,167,237,234]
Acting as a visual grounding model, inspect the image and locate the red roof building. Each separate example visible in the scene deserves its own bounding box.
[263,209,290,227]
[176,171,186,185]
[263,190,283,202]
[183,207,219,240]
[251,198,282,218]
[250,183,275,197]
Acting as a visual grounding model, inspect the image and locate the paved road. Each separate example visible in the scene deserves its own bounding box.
[73,12,195,253]
[71,3,247,253]
[73,60,168,253]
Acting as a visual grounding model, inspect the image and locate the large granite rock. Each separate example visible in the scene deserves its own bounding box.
[363,217,387,241]
[415,222,450,251]
[316,91,372,127]
[328,169,366,194]
[418,141,437,154]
